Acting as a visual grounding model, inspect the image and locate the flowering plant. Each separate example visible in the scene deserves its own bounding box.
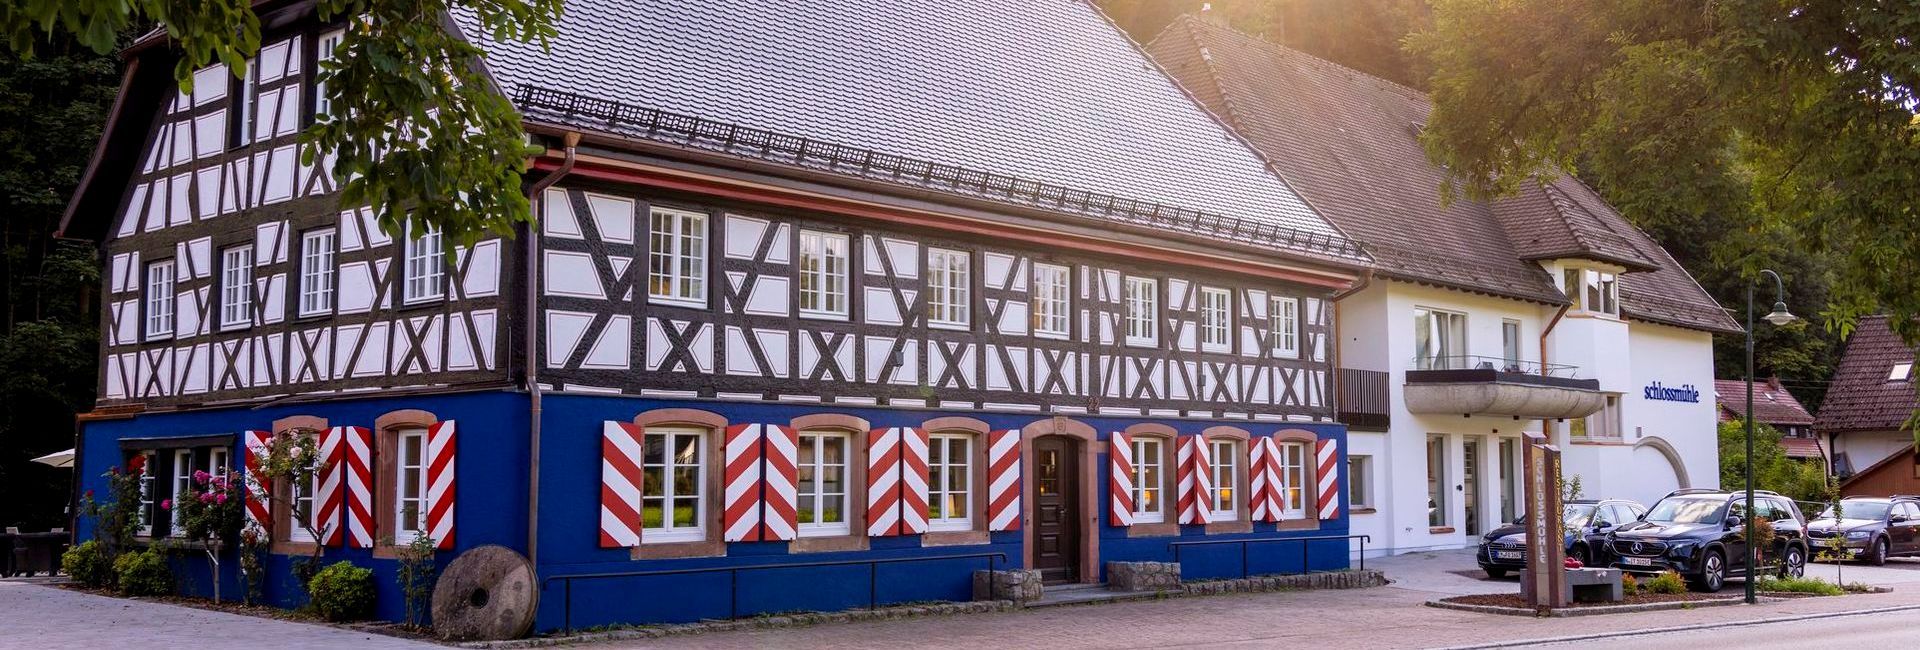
[168,467,247,602]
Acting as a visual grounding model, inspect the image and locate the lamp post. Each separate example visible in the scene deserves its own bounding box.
[1745,269,1795,604]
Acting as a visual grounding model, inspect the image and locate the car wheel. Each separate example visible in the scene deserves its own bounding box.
[1691,550,1726,592]
[1485,567,1508,579]
[1570,545,1590,566]
[1779,544,1806,578]
[1869,538,1890,566]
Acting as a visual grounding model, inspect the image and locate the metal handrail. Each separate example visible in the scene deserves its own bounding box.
[1410,355,1580,377]
[1167,533,1372,579]
[542,551,1007,635]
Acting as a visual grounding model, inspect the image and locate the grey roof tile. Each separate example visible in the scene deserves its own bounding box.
[452,0,1355,258]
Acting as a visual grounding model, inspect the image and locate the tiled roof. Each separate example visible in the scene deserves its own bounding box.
[449,0,1361,261]
[1779,437,1825,460]
[1714,378,1815,426]
[1146,17,1741,333]
[1816,315,1920,433]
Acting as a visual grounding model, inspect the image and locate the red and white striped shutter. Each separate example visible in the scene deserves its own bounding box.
[1108,432,1134,527]
[313,426,346,546]
[865,427,902,537]
[343,426,376,548]
[897,427,930,535]
[599,421,645,548]
[721,424,766,542]
[425,420,456,549]
[1250,437,1283,523]
[986,429,1021,532]
[1316,438,1340,520]
[1176,436,1213,525]
[761,424,799,541]
[242,430,273,540]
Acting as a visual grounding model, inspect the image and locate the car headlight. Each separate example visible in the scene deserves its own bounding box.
[1846,530,1871,540]
[1664,540,1697,556]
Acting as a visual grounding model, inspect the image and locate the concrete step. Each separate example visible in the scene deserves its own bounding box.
[1027,583,1171,609]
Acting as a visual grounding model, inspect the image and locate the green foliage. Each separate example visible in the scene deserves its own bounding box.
[1413,0,1920,349]
[1755,576,1845,596]
[112,548,173,597]
[1619,571,1639,596]
[79,461,148,557]
[395,532,439,629]
[60,540,113,588]
[1644,570,1687,595]
[1717,420,1832,504]
[2,0,560,250]
[308,561,376,622]
[170,469,245,544]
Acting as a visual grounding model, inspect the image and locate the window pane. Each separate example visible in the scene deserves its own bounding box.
[642,467,664,495]
[642,498,665,528]
[673,467,699,495]
[673,498,698,527]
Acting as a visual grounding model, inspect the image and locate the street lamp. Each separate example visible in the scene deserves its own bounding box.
[1745,269,1795,604]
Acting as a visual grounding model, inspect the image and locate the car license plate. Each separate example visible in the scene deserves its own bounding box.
[1623,556,1655,566]
[1813,539,1836,547]
[1494,551,1522,560]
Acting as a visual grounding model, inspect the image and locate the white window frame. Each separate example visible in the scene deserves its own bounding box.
[648,207,708,307]
[1279,441,1308,518]
[1125,276,1158,347]
[220,245,254,329]
[1427,435,1449,527]
[1271,295,1300,359]
[145,260,176,339]
[1132,437,1165,523]
[234,63,256,149]
[136,451,156,537]
[207,447,229,478]
[171,449,194,536]
[1031,263,1071,339]
[641,427,707,544]
[403,225,445,304]
[796,431,851,537]
[392,428,429,541]
[1347,454,1372,510]
[1501,319,1522,370]
[797,230,850,320]
[313,29,345,120]
[299,228,336,317]
[1574,394,1624,439]
[927,433,973,532]
[1567,267,1620,316]
[1414,306,1468,370]
[1209,440,1238,521]
[1890,362,1914,382]
[927,248,971,330]
[1200,287,1231,353]
[287,449,320,544]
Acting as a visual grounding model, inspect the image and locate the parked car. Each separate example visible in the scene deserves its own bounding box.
[1476,498,1646,578]
[1608,488,1809,592]
[1805,496,1920,565]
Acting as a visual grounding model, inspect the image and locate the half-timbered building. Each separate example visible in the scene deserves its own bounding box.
[62,0,1370,631]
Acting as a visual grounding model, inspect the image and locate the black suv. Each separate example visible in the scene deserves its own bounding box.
[1805,496,1920,565]
[1477,498,1647,578]
[1608,488,1809,591]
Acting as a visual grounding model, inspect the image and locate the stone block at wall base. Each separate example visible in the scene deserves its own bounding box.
[1107,561,1182,592]
[972,569,1044,603]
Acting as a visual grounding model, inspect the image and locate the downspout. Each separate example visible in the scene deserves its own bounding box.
[524,132,579,569]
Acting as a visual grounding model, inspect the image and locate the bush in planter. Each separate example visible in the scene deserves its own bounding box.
[62,540,115,588]
[1643,570,1687,595]
[113,549,173,597]
[308,561,376,622]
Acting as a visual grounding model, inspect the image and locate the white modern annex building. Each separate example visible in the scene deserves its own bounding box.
[1149,16,1741,555]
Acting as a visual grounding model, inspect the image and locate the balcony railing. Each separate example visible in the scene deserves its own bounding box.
[1410,355,1580,378]
[1337,368,1391,431]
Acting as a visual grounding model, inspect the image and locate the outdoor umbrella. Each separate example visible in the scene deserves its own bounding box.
[30,449,74,469]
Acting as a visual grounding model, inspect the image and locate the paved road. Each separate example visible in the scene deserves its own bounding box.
[0,552,1912,649]
[0,579,432,650]
[1538,607,1917,649]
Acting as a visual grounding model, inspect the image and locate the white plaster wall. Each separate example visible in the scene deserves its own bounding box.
[1832,429,1912,474]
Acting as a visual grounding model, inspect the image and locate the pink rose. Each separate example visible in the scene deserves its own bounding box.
[160,499,172,510]
[199,492,215,504]
[215,493,228,504]
[193,470,210,484]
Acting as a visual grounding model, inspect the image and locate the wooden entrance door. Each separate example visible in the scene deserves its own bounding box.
[1033,435,1081,584]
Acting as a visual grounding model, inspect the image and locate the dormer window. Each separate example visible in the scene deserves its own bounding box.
[1892,362,1914,382]
[1563,267,1619,316]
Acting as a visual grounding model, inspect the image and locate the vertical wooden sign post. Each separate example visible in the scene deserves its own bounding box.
[1519,431,1568,609]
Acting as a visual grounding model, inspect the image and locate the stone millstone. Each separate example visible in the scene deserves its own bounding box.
[431,545,537,641]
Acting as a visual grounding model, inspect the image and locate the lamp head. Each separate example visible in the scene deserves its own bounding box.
[1763,302,1797,327]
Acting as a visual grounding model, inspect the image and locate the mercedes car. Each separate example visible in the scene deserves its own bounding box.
[1477,498,1646,578]
[1608,489,1809,592]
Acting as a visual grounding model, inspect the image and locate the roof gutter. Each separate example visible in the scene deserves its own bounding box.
[522,131,579,571]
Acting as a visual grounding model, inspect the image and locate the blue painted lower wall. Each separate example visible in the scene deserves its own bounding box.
[77,390,1348,633]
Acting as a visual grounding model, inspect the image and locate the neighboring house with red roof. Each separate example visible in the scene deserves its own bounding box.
[1714,378,1822,463]
[1815,315,1919,495]
[1147,13,1739,556]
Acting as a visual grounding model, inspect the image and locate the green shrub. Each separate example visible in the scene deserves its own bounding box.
[1755,576,1845,596]
[61,540,115,588]
[308,561,376,622]
[1644,571,1687,595]
[1619,571,1640,596]
[112,549,173,597]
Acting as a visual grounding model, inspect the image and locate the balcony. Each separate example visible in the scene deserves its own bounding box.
[1403,355,1603,420]
[1337,368,1391,431]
